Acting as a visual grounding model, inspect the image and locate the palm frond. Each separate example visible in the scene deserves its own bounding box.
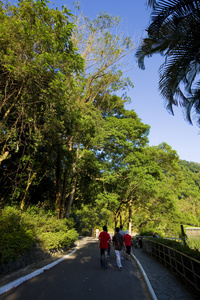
[147,0,159,9]
[136,0,200,126]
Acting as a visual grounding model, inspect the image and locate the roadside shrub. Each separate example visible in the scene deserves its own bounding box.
[39,228,78,250]
[187,237,200,251]
[0,206,78,266]
[139,230,154,237]
[80,228,91,236]
[0,207,35,264]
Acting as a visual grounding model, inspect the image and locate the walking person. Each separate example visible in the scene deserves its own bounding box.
[119,225,125,259]
[95,228,99,238]
[113,227,125,271]
[107,231,111,258]
[124,230,132,260]
[98,225,111,270]
[119,225,125,237]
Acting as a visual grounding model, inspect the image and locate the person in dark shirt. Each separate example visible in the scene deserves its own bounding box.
[119,225,125,259]
[113,227,125,271]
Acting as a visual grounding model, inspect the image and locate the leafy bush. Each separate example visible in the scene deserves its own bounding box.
[0,206,78,265]
[80,228,91,236]
[187,237,200,251]
[138,230,155,237]
[0,207,35,263]
[72,204,111,235]
[38,224,78,250]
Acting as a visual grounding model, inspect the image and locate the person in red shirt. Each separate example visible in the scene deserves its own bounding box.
[124,230,132,260]
[98,225,111,270]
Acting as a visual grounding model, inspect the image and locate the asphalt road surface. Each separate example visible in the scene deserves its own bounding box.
[0,237,151,300]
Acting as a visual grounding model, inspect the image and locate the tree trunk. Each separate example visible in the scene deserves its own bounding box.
[55,145,62,218]
[128,203,132,235]
[0,151,9,165]
[65,172,78,218]
[60,163,69,219]
[114,215,118,231]
[20,156,47,210]
[119,214,122,226]
[65,139,82,219]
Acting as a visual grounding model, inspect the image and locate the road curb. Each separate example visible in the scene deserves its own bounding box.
[131,252,158,300]
[0,242,79,295]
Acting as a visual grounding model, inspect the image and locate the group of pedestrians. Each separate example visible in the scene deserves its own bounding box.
[98,225,132,271]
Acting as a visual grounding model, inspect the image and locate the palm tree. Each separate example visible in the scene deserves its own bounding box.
[136,0,200,126]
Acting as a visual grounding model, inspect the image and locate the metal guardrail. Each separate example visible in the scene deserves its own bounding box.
[142,238,200,298]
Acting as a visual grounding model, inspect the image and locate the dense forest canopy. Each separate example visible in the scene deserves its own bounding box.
[0,0,200,237]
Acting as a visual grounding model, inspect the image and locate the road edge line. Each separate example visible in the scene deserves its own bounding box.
[131,252,158,300]
[0,242,79,295]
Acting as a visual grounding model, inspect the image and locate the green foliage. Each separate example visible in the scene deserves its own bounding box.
[177,160,200,227]
[130,152,200,236]
[22,206,78,250]
[0,1,137,218]
[0,206,78,265]
[0,0,84,208]
[138,230,155,237]
[187,237,200,252]
[0,207,35,264]
[39,228,78,250]
[0,0,200,250]
[147,238,200,262]
[72,203,113,235]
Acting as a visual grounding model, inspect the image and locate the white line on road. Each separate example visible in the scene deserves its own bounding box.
[0,242,79,295]
[131,252,158,300]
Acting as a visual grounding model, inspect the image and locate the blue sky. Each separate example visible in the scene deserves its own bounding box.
[10,0,200,163]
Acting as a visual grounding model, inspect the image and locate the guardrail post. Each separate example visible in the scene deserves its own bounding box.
[181,225,187,246]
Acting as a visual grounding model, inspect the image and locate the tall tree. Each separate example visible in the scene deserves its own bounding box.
[94,107,150,230]
[129,143,181,234]
[176,160,200,226]
[0,0,83,208]
[136,0,200,126]
[97,114,181,233]
[56,11,136,218]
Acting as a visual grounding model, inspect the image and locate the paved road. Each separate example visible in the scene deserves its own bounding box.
[0,238,151,300]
